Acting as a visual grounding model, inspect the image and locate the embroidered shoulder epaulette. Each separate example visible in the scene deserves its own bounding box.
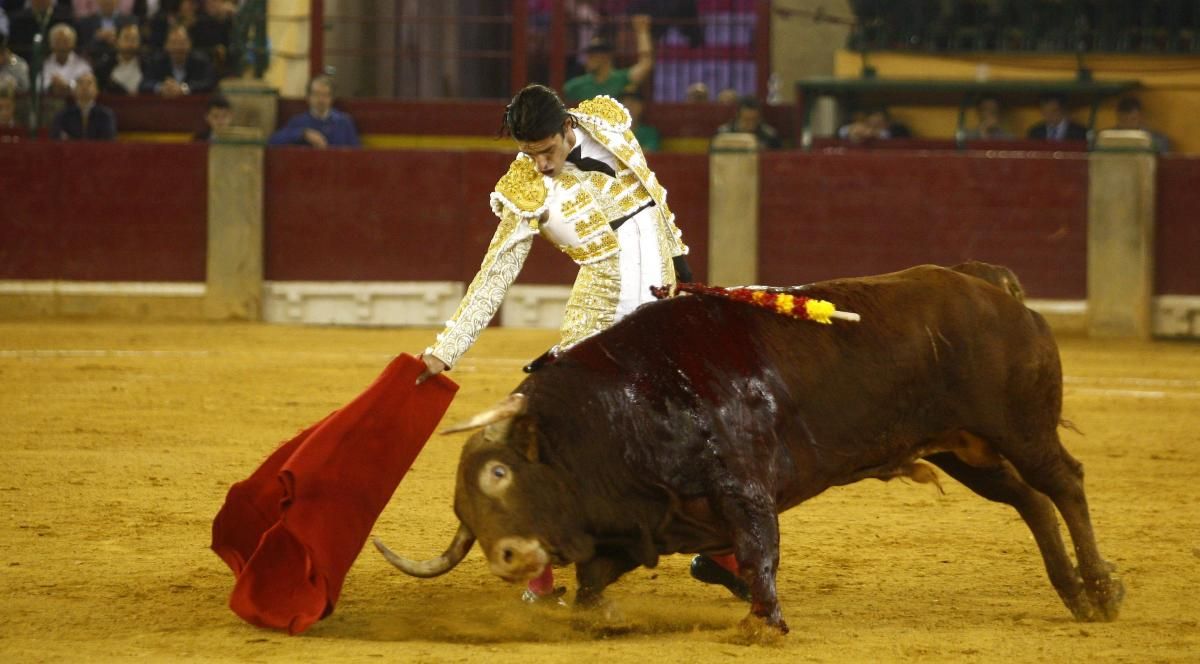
[571,96,632,134]
[490,154,548,219]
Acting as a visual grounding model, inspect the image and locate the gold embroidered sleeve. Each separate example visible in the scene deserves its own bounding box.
[427,210,537,368]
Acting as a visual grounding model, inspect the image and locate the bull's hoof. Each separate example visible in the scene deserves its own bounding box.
[1087,577,1125,622]
[520,586,568,608]
[736,614,789,643]
[690,555,752,602]
[571,598,634,635]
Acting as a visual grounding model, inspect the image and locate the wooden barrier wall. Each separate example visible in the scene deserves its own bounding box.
[759,149,1090,300]
[1156,156,1200,296]
[261,148,711,285]
[0,142,208,281]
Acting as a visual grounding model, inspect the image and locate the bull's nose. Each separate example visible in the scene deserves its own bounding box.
[489,536,549,582]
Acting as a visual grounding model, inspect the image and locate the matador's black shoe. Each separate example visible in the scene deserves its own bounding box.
[689,555,752,602]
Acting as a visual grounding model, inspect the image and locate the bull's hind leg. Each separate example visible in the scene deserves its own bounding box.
[1003,442,1123,621]
[926,452,1092,619]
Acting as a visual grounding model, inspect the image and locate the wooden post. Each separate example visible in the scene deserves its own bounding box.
[206,127,265,320]
[1087,130,1157,338]
[708,133,760,286]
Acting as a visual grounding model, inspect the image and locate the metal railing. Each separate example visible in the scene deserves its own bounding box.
[308,0,771,101]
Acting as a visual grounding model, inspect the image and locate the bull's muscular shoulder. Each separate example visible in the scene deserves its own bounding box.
[491,154,548,219]
[571,96,632,133]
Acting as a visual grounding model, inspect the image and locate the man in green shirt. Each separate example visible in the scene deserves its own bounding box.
[564,13,653,105]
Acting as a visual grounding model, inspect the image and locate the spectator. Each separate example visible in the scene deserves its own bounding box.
[837,107,912,142]
[715,96,781,149]
[191,0,233,74]
[7,0,72,63]
[0,82,17,127]
[715,87,739,104]
[620,90,659,152]
[50,71,116,139]
[564,13,653,104]
[268,75,360,148]
[94,23,145,94]
[143,24,216,96]
[39,23,92,95]
[1113,96,1169,153]
[75,0,137,60]
[192,91,230,140]
[147,0,199,50]
[964,95,1013,140]
[0,7,8,40]
[1027,93,1086,141]
[685,81,708,102]
[0,31,31,93]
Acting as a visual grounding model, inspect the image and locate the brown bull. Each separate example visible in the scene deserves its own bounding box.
[376,263,1122,632]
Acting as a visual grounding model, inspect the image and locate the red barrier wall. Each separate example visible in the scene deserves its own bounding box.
[1156,156,1200,295]
[0,142,207,281]
[758,149,1090,299]
[264,149,710,285]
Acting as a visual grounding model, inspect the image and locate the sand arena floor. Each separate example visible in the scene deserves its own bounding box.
[1,320,1198,663]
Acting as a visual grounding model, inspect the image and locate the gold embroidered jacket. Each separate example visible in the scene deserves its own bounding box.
[427,96,687,367]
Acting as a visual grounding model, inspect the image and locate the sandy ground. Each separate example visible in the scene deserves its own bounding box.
[1,320,1198,663]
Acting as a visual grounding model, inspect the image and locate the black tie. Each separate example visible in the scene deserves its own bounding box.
[566,146,616,178]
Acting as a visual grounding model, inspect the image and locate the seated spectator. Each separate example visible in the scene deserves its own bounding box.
[192,91,230,141]
[0,82,17,128]
[715,96,782,150]
[143,24,216,96]
[50,71,116,140]
[715,87,739,104]
[1027,93,1087,141]
[564,13,653,104]
[965,95,1014,140]
[685,81,708,102]
[94,23,145,94]
[147,0,199,50]
[838,107,912,142]
[39,24,93,95]
[0,32,31,93]
[268,75,360,148]
[191,0,233,74]
[75,0,137,60]
[1113,96,1170,153]
[7,0,72,63]
[620,90,659,152]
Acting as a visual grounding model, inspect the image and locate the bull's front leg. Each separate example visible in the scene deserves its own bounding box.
[573,546,641,633]
[574,545,641,608]
[714,489,788,634]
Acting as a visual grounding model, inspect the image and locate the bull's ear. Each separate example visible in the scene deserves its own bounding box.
[512,419,539,462]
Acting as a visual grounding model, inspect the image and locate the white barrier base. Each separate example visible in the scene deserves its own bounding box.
[1154,295,1200,338]
[261,281,463,327]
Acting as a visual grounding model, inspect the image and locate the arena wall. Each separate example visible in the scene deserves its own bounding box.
[1,141,1196,336]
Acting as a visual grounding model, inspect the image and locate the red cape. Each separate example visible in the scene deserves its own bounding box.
[211,353,457,634]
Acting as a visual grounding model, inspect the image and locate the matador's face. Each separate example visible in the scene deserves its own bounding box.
[518,125,576,178]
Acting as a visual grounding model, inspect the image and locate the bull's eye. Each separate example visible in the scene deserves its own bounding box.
[479,460,512,498]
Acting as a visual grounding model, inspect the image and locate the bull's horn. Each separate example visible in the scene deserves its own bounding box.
[440,393,528,434]
[373,522,475,578]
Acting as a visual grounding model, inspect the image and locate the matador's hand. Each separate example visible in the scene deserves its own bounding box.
[416,353,447,385]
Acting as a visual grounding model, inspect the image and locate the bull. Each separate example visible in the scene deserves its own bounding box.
[375,263,1123,632]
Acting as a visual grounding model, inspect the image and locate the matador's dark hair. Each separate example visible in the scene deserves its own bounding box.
[501,84,572,142]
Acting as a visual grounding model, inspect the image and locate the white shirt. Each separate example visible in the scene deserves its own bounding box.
[109,57,142,94]
[39,52,92,92]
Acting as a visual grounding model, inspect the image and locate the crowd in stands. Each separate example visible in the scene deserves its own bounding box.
[0,0,235,136]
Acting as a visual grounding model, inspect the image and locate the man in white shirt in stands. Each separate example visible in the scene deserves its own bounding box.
[39,23,92,95]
